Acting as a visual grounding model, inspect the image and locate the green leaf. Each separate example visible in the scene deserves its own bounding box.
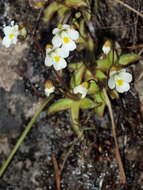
[79,19,86,38]
[118,53,141,66]
[47,98,72,115]
[95,70,107,81]
[80,98,95,109]
[93,92,106,116]
[97,50,118,72]
[86,35,95,52]
[96,58,112,72]
[108,50,118,65]
[88,81,99,94]
[108,89,119,99]
[84,69,94,81]
[68,62,84,71]
[64,0,87,8]
[95,103,106,117]
[43,2,65,22]
[82,8,91,21]
[70,101,84,138]
[70,63,85,88]
[29,0,48,9]
[57,6,70,22]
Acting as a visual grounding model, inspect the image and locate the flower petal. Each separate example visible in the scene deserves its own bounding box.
[12,25,19,35]
[62,24,70,29]
[56,47,69,58]
[116,82,130,93]
[53,58,67,71]
[108,78,115,89]
[118,72,132,82]
[45,87,55,97]
[2,37,12,48]
[67,29,79,40]
[73,85,87,98]
[46,48,52,55]
[52,35,62,48]
[52,28,59,35]
[45,55,54,67]
[102,46,111,55]
[3,26,12,35]
[109,71,117,77]
[63,40,76,51]
[11,36,18,44]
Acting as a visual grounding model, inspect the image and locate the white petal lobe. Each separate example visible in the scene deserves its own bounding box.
[52,36,62,48]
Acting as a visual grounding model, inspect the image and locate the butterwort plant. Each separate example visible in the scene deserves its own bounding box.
[0,0,142,179]
[44,24,79,71]
[45,27,141,137]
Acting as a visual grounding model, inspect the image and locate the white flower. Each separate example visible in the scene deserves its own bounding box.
[52,24,79,52]
[44,80,55,97]
[45,47,69,71]
[108,69,132,93]
[52,24,70,35]
[45,87,55,97]
[2,21,20,48]
[102,40,112,55]
[73,82,88,99]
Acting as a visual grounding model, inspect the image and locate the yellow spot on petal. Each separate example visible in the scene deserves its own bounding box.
[116,79,124,86]
[9,34,14,39]
[63,37,70,44]
[54,56,60,63]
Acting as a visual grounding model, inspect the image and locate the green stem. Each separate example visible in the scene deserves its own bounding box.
[0,95,53,177]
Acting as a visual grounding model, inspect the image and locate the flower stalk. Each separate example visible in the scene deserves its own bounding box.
[0,96,54,177]
[103,88,126,184]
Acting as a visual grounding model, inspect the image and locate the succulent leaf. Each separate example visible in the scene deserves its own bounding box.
[118,53,141,66]
[70,101,84,138]
[96,58,112,72]
[47,98,72,115]
[95,70,107,81]
[80,98,95,109]
[68,62,84,71]
[70,63,86,88]
[57,6,70,22]
[84,69,94,81]
[88,81,99,94]
[64,0,87,8]
[43,2,65,22]
[108,50,118,65]
[108,89,119,99]
[93,91,106,116]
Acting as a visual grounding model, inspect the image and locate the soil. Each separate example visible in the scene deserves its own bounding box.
[0,0,143,189]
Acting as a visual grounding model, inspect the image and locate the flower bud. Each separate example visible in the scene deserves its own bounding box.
[102,40,112,55]
[44,80,55,97]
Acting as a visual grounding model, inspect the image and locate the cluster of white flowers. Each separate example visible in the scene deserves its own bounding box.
[108,69,132,93]
[2,21,20,48]
[1,21,133,97]
[45,24,79,71]
[44,24,80,97]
